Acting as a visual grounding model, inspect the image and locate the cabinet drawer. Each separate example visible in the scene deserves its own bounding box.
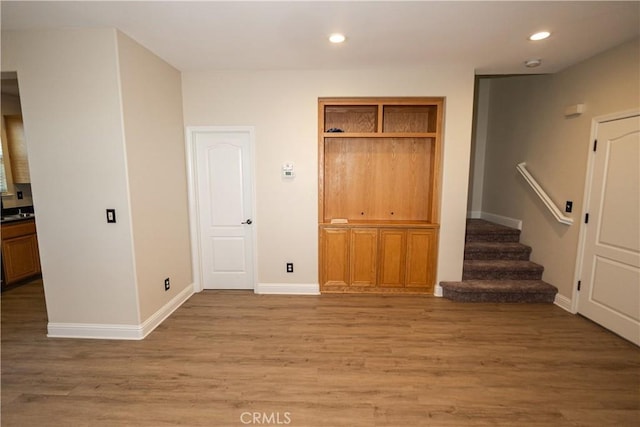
[1,220,37,239]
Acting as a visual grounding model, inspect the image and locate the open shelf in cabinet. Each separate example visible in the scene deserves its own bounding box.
[383,105,438,133]
[324,105,378,133]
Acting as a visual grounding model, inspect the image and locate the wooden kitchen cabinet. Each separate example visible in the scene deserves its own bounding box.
[318,97,443,294]
[1,219,41,286]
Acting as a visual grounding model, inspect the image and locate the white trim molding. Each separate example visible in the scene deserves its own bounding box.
[47,284,194,340]
[255,283,320,295]
[477,211,523,230]
[47,322,144,340]
[139,284,194,337]
[433,283,443,297]
[554,293,575,314]
[467,211,483,219]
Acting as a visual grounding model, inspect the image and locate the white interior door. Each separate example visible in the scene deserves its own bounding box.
[578,114,640,345]
[194,128,255,290]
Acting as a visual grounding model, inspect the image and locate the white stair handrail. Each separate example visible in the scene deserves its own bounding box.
[516,162,573,226]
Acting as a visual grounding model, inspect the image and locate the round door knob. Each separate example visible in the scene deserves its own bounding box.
[242,219,253,225]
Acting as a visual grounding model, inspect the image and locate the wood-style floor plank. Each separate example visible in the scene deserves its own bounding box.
[2,280,639,426]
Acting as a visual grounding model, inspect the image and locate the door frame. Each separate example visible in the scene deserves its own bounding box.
[185,126,258,293]
[572,109,640,313]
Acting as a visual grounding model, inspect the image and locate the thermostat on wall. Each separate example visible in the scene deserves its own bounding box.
[282,162,295,179]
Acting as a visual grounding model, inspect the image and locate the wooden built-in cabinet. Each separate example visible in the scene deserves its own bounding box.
[320,226,438,293]
[318,97,443,294]
[1,219,41,286]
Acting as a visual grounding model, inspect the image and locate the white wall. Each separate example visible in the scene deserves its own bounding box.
[116,32,193,320]
[2,29,139,325]
[480,38,640,301]
[182,67,475,288]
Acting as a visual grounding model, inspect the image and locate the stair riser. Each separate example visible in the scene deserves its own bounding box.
[465,233,520,243]
[464,250,531,261]
[463,270,543,281]
[442,289,556,303]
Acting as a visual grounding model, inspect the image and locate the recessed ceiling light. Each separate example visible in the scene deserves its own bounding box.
[524,59,542,68]
[329,33,346,44]
[529,31,551,41]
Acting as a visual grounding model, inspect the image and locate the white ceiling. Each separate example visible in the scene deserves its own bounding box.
[1,1,639,74]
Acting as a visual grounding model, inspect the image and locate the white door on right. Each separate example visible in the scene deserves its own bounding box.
[578,114,640,345]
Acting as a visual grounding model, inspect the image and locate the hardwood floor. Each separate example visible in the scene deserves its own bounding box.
[2,280,639,426]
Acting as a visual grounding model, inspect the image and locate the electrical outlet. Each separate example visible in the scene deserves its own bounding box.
[164,277,170,291]
[286,263,294,273]
[16,191,23,200]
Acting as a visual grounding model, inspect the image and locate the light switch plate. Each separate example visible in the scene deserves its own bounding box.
[106,209,116,223]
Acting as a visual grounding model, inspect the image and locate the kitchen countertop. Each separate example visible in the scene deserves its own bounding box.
[1,213,36,224]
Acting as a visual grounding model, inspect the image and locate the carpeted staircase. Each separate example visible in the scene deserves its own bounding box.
[440,219,558,303]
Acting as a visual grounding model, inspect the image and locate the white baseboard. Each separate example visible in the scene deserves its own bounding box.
[139,284,194,338]
[47,284,194,340]
[47,322,145,340]
[433,283,443,297]
[554,293,575,313]
[255,283,320,295]
[479,211,523,230]
[467,210,483,219]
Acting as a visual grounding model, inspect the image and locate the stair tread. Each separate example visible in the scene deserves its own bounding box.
[441,280,557,294]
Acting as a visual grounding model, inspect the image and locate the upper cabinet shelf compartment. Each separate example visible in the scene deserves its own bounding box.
[383,105,438,133]
[324,105,378,133]
[321,99,442,136]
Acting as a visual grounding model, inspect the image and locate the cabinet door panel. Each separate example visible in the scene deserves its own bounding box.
[2,234,40,284]
[321,228,350,287]
[406,229,437,288]
[350,228,378,286]
[378,229,406,287]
